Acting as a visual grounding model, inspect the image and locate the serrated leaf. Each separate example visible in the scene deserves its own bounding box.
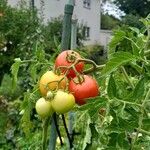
[36,49,45,61]
[82,118,92,150]
[118,117,138,131]
[20,91,33,137]
[29,63,37,82]
[82,118,99,150]
[11,59,21,90]
[109,30,126,55]
[78,97,107,111]
[132,41,140,56]
[142,119,150,130]
[101,52,136,77]
[132,77,145,102]
[107,74,117,99]
[108,132,130,149]
[129,27,140,34]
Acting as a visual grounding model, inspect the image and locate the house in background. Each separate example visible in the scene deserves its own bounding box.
[8,0,101,46]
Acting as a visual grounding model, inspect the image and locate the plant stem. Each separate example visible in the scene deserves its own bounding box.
[53,113,64,146]
[79,59,105,74]
[113,98,142,107]
[138,128,150,136]
[120,66,135,90]
[129,62,143,74]
[131,88,150,149]
[62,114,73,149]
[42,117,50,150]
[144,49,150,56]
[21,59,37,63]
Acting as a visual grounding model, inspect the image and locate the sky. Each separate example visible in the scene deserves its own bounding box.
[102,1,125,19]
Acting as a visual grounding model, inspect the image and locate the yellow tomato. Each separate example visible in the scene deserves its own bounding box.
[39,71,67,96]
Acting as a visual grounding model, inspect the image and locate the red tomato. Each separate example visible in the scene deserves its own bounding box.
[55,50,84,78]
[69,75,99,105]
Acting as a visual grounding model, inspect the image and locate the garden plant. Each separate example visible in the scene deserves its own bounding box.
[0,0,150,150]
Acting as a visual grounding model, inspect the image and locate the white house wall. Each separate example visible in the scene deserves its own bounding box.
[7,0,101,45]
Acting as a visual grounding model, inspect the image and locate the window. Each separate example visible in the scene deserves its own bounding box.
[83,26,90,38]
[83,0,91,9]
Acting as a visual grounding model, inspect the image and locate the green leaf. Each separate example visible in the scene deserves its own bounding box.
[82,118,99,150]
[20,91,34,137]
[107,74,117,99]
[109,30,126,55]
[142,119,150,130]
[101,52,136,77]
[35,49,45,61]
[108,132,130,149]
[78,97,107,111]
[11,58,21,90]
[132,77,145,102]
[29,63,37,82]
[82,118,92,150]
[129,27,140,34]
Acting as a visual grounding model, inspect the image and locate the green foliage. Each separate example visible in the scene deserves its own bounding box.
[75,16,150,149]
[122,14,144,29]
[41,16,63,52]
[101,51,136,76]
[0,74,22,100]
[81,44,106,65]
[101,13,120,30]
[0,0,85,83]
[114,0,150,18]
[1,1,150,149]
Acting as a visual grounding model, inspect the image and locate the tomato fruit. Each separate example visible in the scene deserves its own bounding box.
[69,75,99,105]
[39,71,67,96]
[51,90,75,114]
[55,50,84,78]
[35,97,53,118]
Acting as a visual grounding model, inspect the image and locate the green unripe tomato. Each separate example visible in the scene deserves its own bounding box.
[35,97,53,118]
[51,90,75,114]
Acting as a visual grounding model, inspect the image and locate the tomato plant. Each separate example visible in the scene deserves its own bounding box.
[55,50,84,78]
[9,15,150,150]
[69,75,99,105]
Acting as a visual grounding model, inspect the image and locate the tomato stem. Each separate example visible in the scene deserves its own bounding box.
[62,114,73,148]
[53,113,64,146]
[120,66,135,90]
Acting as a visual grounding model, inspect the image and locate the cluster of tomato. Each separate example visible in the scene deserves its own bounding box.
[35,50,99,118]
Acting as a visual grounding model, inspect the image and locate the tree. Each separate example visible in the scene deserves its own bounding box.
[101,13,120,30]
[114,0,150,17]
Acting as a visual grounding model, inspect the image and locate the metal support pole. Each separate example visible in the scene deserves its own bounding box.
[31,0,34,10]
[49,1,75,149]
[68,19,77,145]
[71,19,78,49]
[48,117,57,150]
[61,0,74,50]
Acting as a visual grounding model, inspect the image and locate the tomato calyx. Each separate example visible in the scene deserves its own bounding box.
[72,75,85,84]
[46,91,54,100]
[66,51,78,63]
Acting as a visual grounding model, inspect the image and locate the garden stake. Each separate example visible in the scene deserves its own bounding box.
[68,18,77,143]
[49,0,74,149]
[61,0,74,50]
[48,116,57,150]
